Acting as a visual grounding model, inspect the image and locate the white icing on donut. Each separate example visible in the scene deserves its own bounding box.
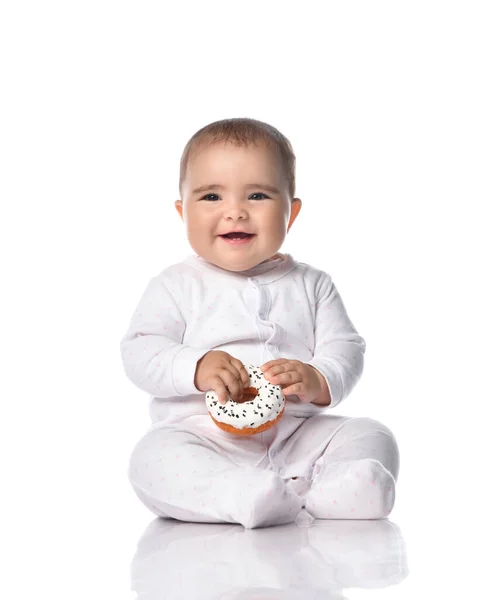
[205,364,285,431]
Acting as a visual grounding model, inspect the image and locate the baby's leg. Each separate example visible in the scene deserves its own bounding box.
[128,426,302,529]
[305,417,399,519]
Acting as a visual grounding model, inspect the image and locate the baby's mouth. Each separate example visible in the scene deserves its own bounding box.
[220,232,255,240]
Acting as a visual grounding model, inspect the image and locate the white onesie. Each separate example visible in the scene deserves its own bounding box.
[120,253,399,528]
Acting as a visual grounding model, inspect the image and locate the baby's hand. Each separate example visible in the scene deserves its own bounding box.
[260,358,326,404]
[194,350,251,404]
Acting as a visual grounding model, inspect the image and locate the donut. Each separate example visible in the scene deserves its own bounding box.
[205,364,286,435]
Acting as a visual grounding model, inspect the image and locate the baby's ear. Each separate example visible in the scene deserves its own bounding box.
[174,200,184,220]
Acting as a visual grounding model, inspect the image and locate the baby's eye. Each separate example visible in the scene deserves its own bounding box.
[201,193,220,201]
[249,193,269,200]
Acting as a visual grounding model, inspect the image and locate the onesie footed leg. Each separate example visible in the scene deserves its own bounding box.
[131,461,302,529]
[128,428,302,528]
[305,458,396,520]
[303,417,399,519]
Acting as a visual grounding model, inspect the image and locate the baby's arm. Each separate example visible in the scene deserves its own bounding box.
[305,273,366,408]
[120,274,210,397]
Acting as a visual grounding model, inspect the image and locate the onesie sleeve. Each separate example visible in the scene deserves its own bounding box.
[305,273,366,408]
[120,274,211,398]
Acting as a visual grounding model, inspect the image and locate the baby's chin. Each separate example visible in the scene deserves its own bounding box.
[211,257,269,273]
[194,242,283,272]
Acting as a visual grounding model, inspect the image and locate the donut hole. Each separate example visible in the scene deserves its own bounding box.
[235,386,259,403]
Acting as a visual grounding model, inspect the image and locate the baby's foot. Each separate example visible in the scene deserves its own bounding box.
[239,470,303,529]
[305,458,395,519]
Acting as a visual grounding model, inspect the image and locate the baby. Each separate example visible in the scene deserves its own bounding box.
[120,117,400,529]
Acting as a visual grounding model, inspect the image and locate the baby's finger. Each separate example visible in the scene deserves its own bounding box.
[237,364,250,388]
[231,358,249,387]
[230,359,250,392]
[213,376,228,404]
[220,367,244,402]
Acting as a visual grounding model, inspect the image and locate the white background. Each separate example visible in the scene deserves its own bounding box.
[1,1,498,598]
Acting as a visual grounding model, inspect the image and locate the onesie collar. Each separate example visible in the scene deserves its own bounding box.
[184,252,297,285]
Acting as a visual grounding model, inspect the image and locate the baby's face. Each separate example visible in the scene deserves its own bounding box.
[175,141,301,272]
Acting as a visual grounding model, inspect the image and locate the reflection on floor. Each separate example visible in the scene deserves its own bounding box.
[130,509,408,599]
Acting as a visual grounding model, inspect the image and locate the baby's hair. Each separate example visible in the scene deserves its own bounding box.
[178,117,296,200]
